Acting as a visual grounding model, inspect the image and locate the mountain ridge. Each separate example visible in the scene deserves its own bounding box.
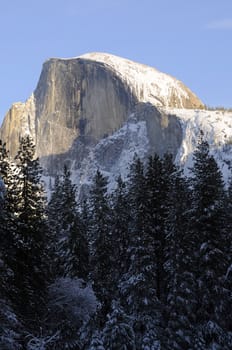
[0,52,231,192]
[79,52,204,109]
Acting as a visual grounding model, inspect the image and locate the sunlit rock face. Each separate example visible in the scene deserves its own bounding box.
[33,57,137,160]
[1,55,141,163]
[0,95,36,157]
[0,52,208,182]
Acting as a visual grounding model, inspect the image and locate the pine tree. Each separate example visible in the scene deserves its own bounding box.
[164,165,197,349]
[145,154,166,302]
[0,140,14,198]
[144,154,180,347]
[189,132,229,343]
[141,316,161,350]
[103,302,136,350]
[119,156,162,347]
[193,321,231,350]
[0,167,9,300]
[60,165,89,279]
[110,176,130,284]
[0,140,18,252]
[47,174,63,277]
[48,166,89,280]
[89,170,113,320]
[0,141,23,348]
[223,178,232,333]
[0,299,22,350]
[65,215,90,279]
[0,140,10,191]
[80,197,91,242]
[47,174,62,234]
[127,155,147,239]
[10,135,49,328]
[0,194,22,349]
[89,331,105,350]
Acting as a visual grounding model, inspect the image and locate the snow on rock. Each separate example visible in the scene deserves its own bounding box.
[71,116,150,195]
[52,106,232,197]
[1,52,230,194]
[79,52,203,109]
[170,108,232,182]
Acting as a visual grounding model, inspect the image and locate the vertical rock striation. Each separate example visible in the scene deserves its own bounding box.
[0,52,205,178]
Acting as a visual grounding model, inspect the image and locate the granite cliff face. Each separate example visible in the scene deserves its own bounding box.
[0,53,203,162]
[81,53,203,109]
[0,95,36,157]
[33,56,138,160]
[1,55,138,161]
[2,52,231,190]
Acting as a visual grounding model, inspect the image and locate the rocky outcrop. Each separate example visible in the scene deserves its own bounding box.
[0,52,204,178]
[40,102,183,178]
[0,95,36,157]
[80,53,204,109]
[33,57,137,160]
[1,56,137,159]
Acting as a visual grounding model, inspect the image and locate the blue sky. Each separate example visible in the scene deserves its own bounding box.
[0,0,232,124]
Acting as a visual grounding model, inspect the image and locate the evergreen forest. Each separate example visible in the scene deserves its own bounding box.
[0,134,231,349]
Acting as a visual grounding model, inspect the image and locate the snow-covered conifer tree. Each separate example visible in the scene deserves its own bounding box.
[89,170,113,319]
[48,166,89,280]
[89,331,105,350]
[119,156,162,347]
[103,302,136,350]
[110,176,130,285]
[189,132,229,342]
[10,135,49,328]
[164,165,196,349]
